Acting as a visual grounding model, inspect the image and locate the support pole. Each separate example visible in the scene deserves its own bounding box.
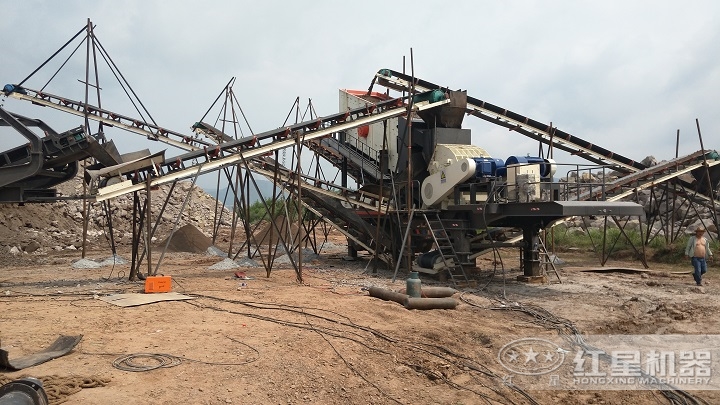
[146,176,152,278]
[391,210,415,282]
[404,49,415,276]
[129,191,139,281]
[295,124,303,283]
[696,119,719,239]
[154,167,202,275]
[519,225,542,280]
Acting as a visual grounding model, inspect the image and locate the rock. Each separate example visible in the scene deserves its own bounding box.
[641,156,657,167]
[548,254,565,265]
[9,246,21,255]
[395,365,412,375]
[618,219,641,230]
[691,286,706,294]
[23,240,41,253]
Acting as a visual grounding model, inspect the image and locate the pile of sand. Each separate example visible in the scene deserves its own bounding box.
[253,216,306,246]
[160,224,212,253]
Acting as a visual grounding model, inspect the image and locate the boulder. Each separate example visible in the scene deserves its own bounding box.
[23,241,41,253]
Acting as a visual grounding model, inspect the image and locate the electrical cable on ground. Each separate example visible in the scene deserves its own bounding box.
[185,293,537,404]
[84,335,260,372]
[112,353,182,372]
[6,282,536,403]
[5,285,534,403]
[302,311,404,405]
[460,293,708,405]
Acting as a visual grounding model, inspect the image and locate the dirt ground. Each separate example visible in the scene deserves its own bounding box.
[1,232,719,405]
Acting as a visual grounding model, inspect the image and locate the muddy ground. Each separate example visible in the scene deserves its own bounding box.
[1,234,718,405]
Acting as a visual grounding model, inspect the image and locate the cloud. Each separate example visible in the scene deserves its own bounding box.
[2,0,719,190]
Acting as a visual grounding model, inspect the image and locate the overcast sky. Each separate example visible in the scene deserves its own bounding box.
[2,0,719,190]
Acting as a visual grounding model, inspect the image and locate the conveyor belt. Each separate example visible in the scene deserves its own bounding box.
[246,158,395,257]
[318,137,387,181]
[374,69,646,173]
[374,69,719,211]
[468,152,720,260]
[248,158,391,213]
[574,150,720,202]
[91,95,450,201]
[0,107,119,200]
[3,85,212,152]
[0,108,43,188]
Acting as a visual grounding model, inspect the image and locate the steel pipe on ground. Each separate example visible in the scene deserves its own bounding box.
[397,286,458,298]
[405,297,458,310]
[368,287,409,305]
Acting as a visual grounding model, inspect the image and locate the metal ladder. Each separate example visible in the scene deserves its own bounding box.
[538,235,561,283]
[422,212,469,287]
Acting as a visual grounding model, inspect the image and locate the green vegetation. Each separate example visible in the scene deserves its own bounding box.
[649,234,720,264]
[548,224,719,263]
[243,198,304,224]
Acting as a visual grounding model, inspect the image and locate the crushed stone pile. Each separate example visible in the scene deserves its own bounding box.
[0,175,231,254]
[274,248,319,264]
[98,255,128,266]
[72,255,130,269]
[206,246,227,257]
[235,257,260,267]
[208,258,240,270]
[71,258,102,269]
[547,254,566,265]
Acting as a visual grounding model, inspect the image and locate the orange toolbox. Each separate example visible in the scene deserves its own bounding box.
[144,275,172,293]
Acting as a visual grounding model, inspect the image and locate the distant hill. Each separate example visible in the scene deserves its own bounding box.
[203,177,278,207]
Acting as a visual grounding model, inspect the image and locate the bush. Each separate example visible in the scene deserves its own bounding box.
[652,234,720,264]
[244,198,304,224]
[650,243,686,264]
[550,225,720,263]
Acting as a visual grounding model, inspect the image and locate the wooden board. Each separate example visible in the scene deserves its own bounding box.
[99,292,195,307]
[563,266,653,273]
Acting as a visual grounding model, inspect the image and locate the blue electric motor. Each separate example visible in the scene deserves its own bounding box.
[497,156,554,178]
[472,157,505,178]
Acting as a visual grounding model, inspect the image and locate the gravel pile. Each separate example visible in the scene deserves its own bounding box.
[235,256,260,267]
[206,246,227,257]
[0,176,232,254]
[547,254,566,265]
[71,258,102,269]
[208,258,240,270]
[274,248,319,264]
[98,255,128,266]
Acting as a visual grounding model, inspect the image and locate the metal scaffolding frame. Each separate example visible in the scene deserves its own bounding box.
[2,20,719,286]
